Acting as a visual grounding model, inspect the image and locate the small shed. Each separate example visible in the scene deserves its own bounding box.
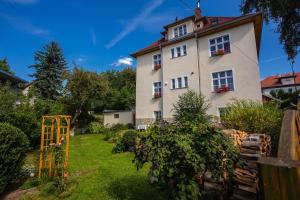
[103,110,134,128]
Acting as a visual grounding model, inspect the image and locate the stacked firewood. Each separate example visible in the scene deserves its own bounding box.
[232,134,271,200]
[223,129,248,147]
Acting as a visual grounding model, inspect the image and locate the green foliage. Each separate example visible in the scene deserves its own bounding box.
[31,41,67,100]
[222,100,283,153]
[113,130,139,153]
[222,100,283,135]
[0,86,40,147]
[134,91,237,199]
[134,125,237,200]
[86,122,106,134]
[173,90,211,130]
[241,0,299,62]
[270,89,300,109]
[0,58,14,74]
[0,123,29,193]
[110,123,130,132]
[33,98,65,120]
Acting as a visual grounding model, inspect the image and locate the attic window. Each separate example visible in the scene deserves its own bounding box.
[173,24,187,38]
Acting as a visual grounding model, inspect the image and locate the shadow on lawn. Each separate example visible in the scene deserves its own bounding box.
[106,175,170,200]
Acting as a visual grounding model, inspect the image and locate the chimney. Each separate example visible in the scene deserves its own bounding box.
[195,0,202,19]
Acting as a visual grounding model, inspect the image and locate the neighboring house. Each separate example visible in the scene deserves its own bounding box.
[103,110,134,128]
[131,2,263,128]
[0,69,27,92]
[261,72,300,95]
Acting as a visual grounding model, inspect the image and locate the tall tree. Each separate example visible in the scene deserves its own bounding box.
[0,58,14,74]
[241,0,299,62]
[31,41,67,100]
[66,67,109,123]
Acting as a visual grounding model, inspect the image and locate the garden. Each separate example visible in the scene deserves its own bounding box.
[0,41,285,199]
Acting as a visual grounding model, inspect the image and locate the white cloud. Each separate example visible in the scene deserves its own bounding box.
[106,0,166,48]
[260,56,286,63]
[111,57,134,67]
[2,0,38,5]
[90,28,97,46]
[0,13,49,38]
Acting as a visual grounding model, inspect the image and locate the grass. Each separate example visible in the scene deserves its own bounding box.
[22,134,169,200]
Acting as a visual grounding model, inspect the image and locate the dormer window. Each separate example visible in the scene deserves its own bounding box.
[173,24,187,38]
[280,77,295,85]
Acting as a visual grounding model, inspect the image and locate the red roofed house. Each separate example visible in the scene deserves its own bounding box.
[261,73,300,95]
[131,1,263,129]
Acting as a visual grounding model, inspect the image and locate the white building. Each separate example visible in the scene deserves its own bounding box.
[131,2,263,128]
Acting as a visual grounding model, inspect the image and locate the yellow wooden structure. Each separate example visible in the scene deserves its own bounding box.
[38,115,71,178]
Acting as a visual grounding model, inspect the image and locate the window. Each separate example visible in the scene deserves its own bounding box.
[219,107,229,119]
[171,45,187,59]
[114,114,119,119]
[209,35,231,56]
[153,82,162,95]
[153,54,161,66]
[154,111,162,121]
[173,24,187,38]
[171,76,188,89]
[212,70,234,92]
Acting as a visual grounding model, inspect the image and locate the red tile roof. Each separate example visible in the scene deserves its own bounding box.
[261,72,300,89]
[131,13,262,58]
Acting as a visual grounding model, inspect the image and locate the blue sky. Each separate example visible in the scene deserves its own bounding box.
[0,0,299,81]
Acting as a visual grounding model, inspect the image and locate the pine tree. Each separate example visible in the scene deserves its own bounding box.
[31,41,67,100]
[0,58,14,74]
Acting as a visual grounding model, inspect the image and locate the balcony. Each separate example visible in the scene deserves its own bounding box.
[153,92,162,99]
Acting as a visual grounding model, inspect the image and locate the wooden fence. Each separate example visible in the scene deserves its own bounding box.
[258,110,300,200]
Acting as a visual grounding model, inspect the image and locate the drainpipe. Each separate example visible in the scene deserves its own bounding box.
[159,44,164,121]
[195,32,201,94]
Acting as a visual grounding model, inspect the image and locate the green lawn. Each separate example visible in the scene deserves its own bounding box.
[24,134,168,200]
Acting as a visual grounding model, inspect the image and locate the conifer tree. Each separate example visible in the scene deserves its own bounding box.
[31,41,67,100]
[0,58,14,74]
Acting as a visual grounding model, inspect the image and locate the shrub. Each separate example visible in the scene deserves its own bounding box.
[110,123,129,132]
[133,91,237,199]
[134,125,237,200]
[86,122,106,134]
[113,130,139,153]
[33,98,65,120]
[0,123,29,193]
[222,100,283,152]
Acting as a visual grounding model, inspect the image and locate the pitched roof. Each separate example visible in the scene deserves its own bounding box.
[0,69,27,85]
[261,72,300,89]
[131,13,263,58]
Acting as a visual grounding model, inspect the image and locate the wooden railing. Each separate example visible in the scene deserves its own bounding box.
[258,110,300,200]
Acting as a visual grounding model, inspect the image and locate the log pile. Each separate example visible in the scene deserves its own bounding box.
[223,129,248,147]
[232,134,271,200]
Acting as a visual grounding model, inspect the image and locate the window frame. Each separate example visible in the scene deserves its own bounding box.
[211,69,235,93]
[208,34,232,57]
[170,45,187,59]
[114,114,120,119]
[153,53,162,69]
[153,111,162,121]
[153,81,162,95]
[171,76,189,90]
[173,24,188,38]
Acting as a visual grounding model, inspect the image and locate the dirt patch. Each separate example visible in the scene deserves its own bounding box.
[1,187,38,200]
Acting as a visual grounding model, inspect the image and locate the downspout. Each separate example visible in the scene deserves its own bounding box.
[159,44,164,121]
[196,32,201,94]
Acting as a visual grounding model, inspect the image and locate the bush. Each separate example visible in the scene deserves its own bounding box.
[0,123,29,193]
[86,122,106,134]
[113,130,139,153]
[133,91,237,199]
[110,123,129,132]
[222,100,283,152]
